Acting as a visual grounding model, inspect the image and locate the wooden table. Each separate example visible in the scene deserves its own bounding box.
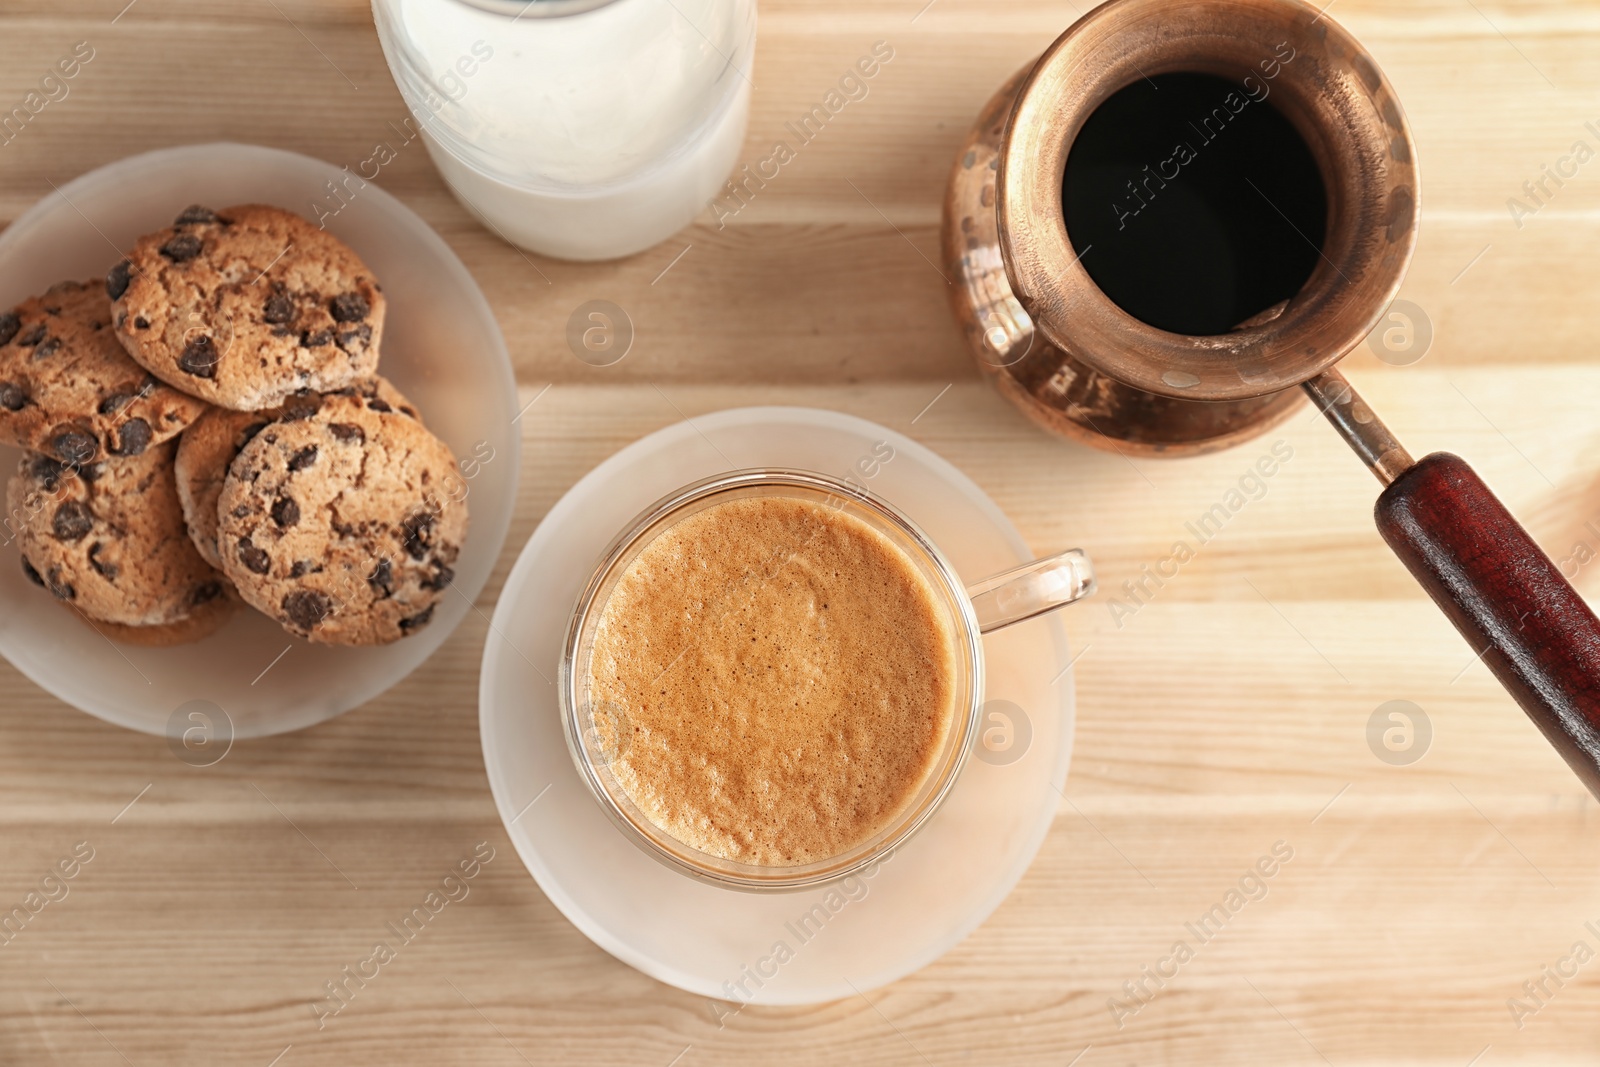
[4,1,1599,1063]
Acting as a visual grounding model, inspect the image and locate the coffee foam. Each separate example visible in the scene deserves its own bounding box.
[587,495,960,866]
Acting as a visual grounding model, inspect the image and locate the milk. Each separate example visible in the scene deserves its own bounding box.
[373,0,756,261]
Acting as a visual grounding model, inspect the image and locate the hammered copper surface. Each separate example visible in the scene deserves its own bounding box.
[944,0,1422,454]
[940,66,1305,457]
[1003,0,1419,402]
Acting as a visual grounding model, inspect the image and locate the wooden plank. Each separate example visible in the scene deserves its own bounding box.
[2,1,1600,1063]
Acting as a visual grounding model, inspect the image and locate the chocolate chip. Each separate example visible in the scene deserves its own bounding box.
[367,558,393,596]
[191,581,222,605]
[289,560,312,578]
[21,557,44,587]
[174,205,217,225]
[300,329,333,348]
[237,538,270,575]
[366,397,392,413]
[97,392,132,415]
[399,605,434,634]
[328,423,364,444]
[32,338,60,359]
[88,542,118,581]
[0,312,18,346]
[179,336,218,378]
[29,454,69,489]
[330,293,369,323]
[51,430,98,465]
[280,392,322,422]
[45,566,75,601]
[113,418,152,456]
[401,512,435,561]
[106,262,132,301]
[282,589,333,630]
[422,563,455,592]
[287,445,318,471]
[0,381,28,410]
[17,324,45,347]
[133,316,150,330]
[52,500,94,542]
[161,234,202,262]
[272,496,300,528]
[337,324,372,352]
[263,294,295,325]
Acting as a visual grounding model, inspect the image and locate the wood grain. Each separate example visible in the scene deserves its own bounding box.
[3,1,1600,1064]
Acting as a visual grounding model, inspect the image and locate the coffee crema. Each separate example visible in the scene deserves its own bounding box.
[585,495,960,867]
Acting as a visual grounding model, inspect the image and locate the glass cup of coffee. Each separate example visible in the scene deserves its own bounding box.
[559,469,1094,890]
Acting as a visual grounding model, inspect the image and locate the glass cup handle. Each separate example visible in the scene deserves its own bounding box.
[966,549,1096,634]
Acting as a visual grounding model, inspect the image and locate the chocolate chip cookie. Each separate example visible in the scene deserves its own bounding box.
[0,279,207,464]
[8,443,235,635]
[110,204,385,411]
[174,377,421,568]
[75,587,237,647]
[216,395,466,645]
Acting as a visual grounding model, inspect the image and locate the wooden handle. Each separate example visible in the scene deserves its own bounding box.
[1376,452,1600,797]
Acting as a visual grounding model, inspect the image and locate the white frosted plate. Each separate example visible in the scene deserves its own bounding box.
[480,407,1076,1004]
[0,143,519,738]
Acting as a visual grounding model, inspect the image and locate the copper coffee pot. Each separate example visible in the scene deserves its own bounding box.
[943,0,1600,796]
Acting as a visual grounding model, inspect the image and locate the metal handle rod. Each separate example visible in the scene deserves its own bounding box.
[1301,368,1415,485]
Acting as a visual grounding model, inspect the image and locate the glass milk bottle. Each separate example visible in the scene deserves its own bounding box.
[372,0,756,261]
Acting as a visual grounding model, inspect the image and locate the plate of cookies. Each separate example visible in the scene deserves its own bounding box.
[0,143,518,738]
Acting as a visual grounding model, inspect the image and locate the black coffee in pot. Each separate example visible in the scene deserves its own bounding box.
[1063,70,1328,336]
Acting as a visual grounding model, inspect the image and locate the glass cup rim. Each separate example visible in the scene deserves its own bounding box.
[558,467,988,892]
